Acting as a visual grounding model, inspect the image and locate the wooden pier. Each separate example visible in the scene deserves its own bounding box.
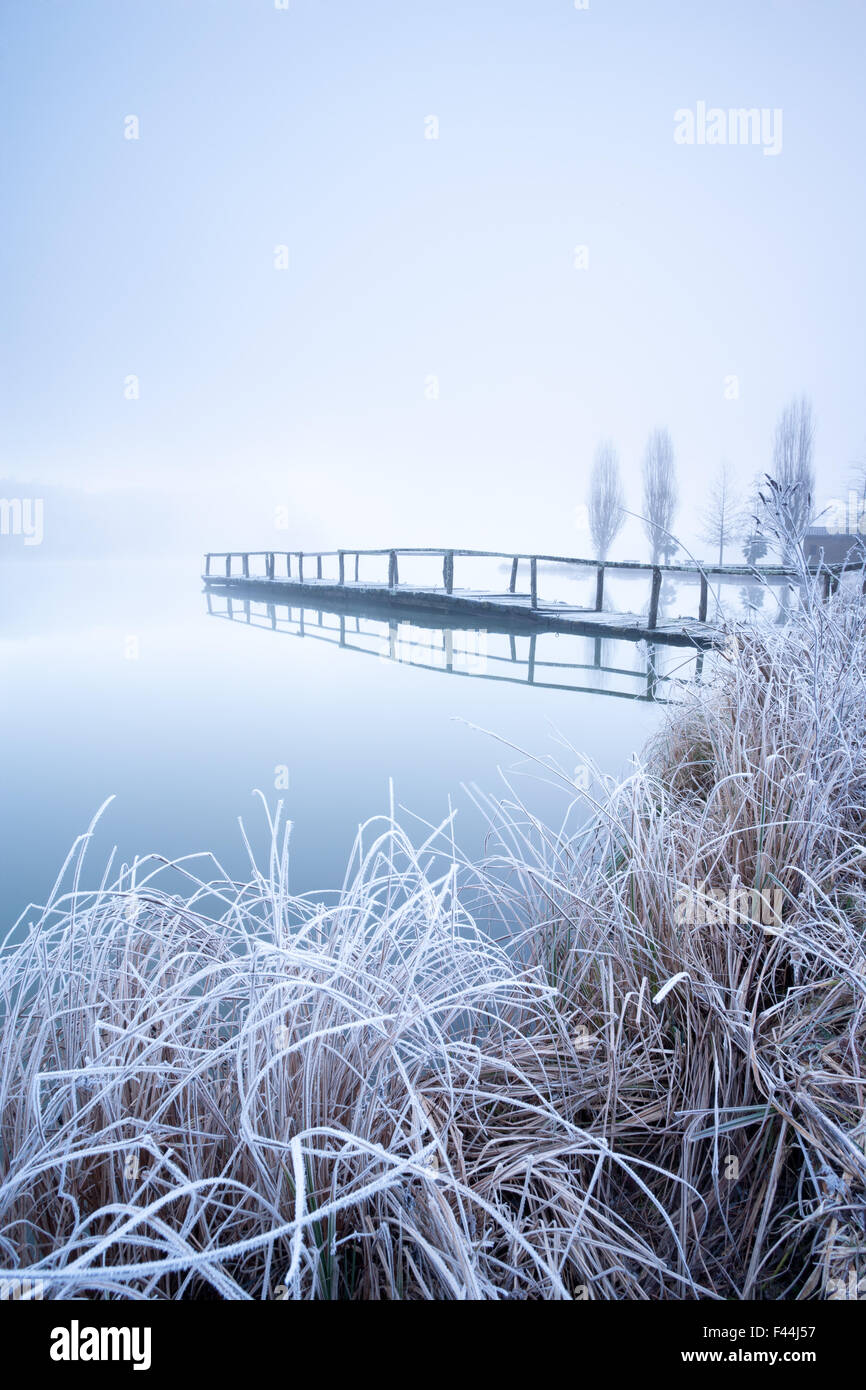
[200,547,839,650]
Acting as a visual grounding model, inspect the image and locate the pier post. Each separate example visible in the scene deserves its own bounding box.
[242,553,249,578]
[509,557,519,593]
[225,554,231,577]
[298,552,304,582]
[698,573,708,623]
[267,552,275,580]
[648,566,662,630]
[444,550,454,594]
[646,643,658,699]
[527,633,536,682]
[205,553,211,577]
[389,550,398,589]
[530,557,538,609]
[338,550,345,584]
[287,553,292,578]
[354,553,360,582]
[595,564,604,612]
[317,555,323,579]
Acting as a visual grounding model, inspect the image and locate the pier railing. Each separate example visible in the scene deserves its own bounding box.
[203,547,862,628]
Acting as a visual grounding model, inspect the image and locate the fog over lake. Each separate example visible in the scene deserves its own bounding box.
[1,558,680,927]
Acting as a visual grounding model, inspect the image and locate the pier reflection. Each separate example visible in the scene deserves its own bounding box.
[205,589,708,703]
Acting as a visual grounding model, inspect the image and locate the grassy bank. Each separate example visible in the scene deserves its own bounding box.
[1,588,864,1299]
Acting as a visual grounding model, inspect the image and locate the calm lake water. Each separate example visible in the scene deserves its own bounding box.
[0,558,720,930]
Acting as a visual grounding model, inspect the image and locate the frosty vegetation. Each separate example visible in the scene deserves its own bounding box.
[0,570,864,1299]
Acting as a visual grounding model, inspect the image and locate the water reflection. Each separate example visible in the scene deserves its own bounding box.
[205,589,708,703]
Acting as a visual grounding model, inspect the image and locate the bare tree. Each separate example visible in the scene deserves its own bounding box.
[701,462,745,565]
[642,427,678,564]
[588,441,625,560]
[769,395,815,548]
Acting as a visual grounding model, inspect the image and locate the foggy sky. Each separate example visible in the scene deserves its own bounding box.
[2,0,865,563]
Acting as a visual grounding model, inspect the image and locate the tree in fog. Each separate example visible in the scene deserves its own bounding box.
[769,395,815,549]
[642,427,678,564]
[742,531,769,565]
[701,462,745,565]
[588,441,625,560]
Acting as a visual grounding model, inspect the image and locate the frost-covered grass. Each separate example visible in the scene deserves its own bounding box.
[1,582,865,1299]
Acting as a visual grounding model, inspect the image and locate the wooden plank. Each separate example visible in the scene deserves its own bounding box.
[201,567,723,647]
[204,585,718,646]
